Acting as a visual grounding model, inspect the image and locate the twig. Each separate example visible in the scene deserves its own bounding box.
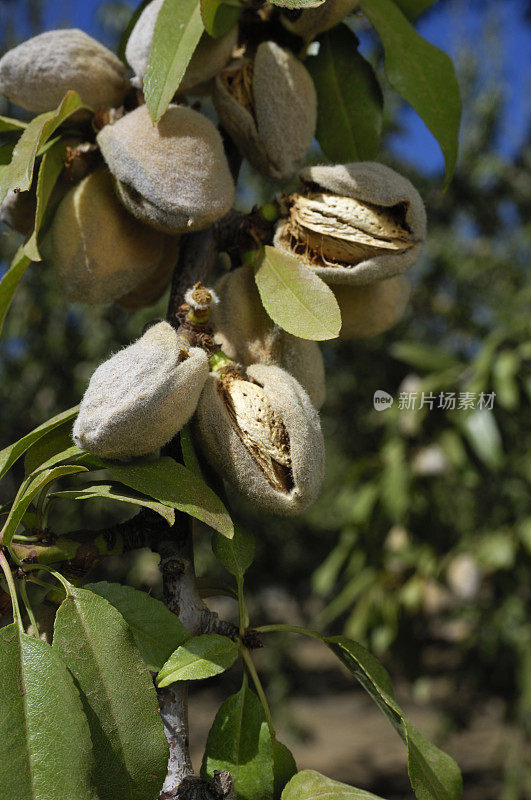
[157,194,241,796]
[11,507,164,578]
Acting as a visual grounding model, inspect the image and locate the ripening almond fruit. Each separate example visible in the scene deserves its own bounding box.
[194,363,325,515]
[333,276,411,339]
[212,266,326,408]
[126,0,237,94]
[280,0,359,42]
[52,167,168,304]
[116,236,180,311]
[0,30,128,113]
[97,104,235,234]
[213,41,316,181]
[274,162,427,286]
[73,322,209,459]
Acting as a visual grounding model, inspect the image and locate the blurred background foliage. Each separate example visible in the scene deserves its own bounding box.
[0,0,530,797]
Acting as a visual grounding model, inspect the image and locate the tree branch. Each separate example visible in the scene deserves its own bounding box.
[11,508,164,577]
[157,194,241,796]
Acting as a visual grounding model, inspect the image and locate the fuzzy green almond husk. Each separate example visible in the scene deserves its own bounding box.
[212,266,326,408]
[194,363,325,515]
[126,0,237,94]
[274,161,427,286]
[213,41,317,182]
[0,29,128,113]
[280,0,359,41]
[73,322,209,459]
[52,167,170,304]
[334,275,411,339]
[97,104,235,234]
[116,236,180,311]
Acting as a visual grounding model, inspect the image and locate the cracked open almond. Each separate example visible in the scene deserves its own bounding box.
[194,363,325,515]
[274,162,427,286]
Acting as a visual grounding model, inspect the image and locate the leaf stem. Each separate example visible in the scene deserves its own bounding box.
[31,563,73,596]
[255,623,325,641]
[0,550,22,626]
[237,578,247,638]
[27,574,66,597]
[241,645,275,738]
[18,579,39,636]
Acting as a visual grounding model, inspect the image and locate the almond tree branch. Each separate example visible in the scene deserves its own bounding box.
[157,165,243,795]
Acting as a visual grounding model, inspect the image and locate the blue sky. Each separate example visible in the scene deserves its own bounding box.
[1,0,530,179]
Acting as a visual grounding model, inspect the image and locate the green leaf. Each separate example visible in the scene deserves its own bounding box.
[0,142,16,164]
[307,27,383,162]
[0,624,96,800]
[390,341,461,372]
[212,524,255,578]
[24,422,79,475]
[180,423,203,477]
[201,0,242,37]
[326,636,463,800]
[85,581,189,670]
[380,438,409,522]
[53,587,169,800]
[461,409,503,471]
[144,0,205,122]
[254,246,341,341]
[1,465,87,550]
[273,740,297,799]
[359,0,461,186]
[0,246,32,339]
[282,770,385,799]
[50,482,176,525]
[102,456,234,538]
[393,0,436,18]
[492,350,520,411]
[202,684,275,800]
[0,114,27,132]
[326,635,395,697]
[0,90,87,205]
[30,445,84,475]
[0,405,79,481]
[23,137,67,261]
[157,632,239,685]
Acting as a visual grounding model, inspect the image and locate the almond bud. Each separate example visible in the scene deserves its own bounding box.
[73,322,209,459]
[213,41,316,182]
[97,104,235,234]
[126,0,237,94]
[274,162,427,286]
[280,0,359,42]
[194,363,325,515]
[333,276,410,339]
[212,266,325,408]
[52,167,169,304]
[0,30,128,114]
